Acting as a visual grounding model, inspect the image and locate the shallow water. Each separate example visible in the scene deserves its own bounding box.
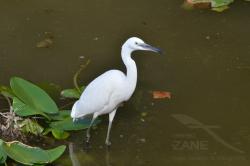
[1,0,250,165]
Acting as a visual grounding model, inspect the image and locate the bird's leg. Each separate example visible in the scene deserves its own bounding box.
[105,109,117,146]
[86,113,99,144]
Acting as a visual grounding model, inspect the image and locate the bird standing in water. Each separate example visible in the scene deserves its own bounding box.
[71,37,162,146]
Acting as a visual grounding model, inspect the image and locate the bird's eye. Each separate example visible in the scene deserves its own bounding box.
[135,42,138,45]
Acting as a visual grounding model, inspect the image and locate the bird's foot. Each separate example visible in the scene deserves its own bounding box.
[105,140,111,146]
[86,136,90,143]
[84,138,91,151]
[105,141,111,151]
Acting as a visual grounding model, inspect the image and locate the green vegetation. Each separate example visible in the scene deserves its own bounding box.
[184,0,248,12]
[212,0,233,7]
[0,139,65,165]
[211,0,234,11]
[8,77,94,139]
[61,86,84,99]
[0,62,97,165]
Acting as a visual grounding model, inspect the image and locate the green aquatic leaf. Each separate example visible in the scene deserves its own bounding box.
[51,128,70,139]
[50,110,71,121]
[211,5,229,11]
[50,118,99,131]
[2,141,66,165]
[0,140,7,164]
[211,0,233,7]
[12,97,50,119]
[61,86,84,99]
[61,89,81,99]
[18,119,44,136]
[0,85,15,98]
[37,82,62,99]
[10,77,59,115]
[43,128,69,139]
[42,128,53,136]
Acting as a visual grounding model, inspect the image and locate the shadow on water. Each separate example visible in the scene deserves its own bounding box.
[1,0,250,165]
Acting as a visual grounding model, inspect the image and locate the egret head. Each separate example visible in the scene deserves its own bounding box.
[123,37,162,54]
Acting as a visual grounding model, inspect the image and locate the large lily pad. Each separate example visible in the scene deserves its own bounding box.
[10,77,59,116]
[2,140,65,165]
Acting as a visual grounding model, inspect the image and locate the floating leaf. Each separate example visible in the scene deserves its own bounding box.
[10,77,59,116]
[50,110,71,121]
[152,91,171,99]
[18,119,44,136]
[211,0,233,7]
[211,5,229,11]
[51,128,70,140]
[61,86,84,99]
[50,118,99,131]
[43,128,69,140]
[36,38,53,48]
[1,140,65,165]
[0,140,7,164]
[61,89,81,99]
[184,0,233,11]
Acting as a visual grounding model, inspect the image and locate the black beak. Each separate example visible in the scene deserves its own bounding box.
[140,43,163,54]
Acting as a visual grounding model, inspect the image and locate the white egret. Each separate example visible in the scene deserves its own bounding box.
[71,37,162,146]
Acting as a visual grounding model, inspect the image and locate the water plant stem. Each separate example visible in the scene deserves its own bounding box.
[73,59,90,93]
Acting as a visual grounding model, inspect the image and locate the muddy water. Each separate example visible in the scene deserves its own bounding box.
[1,0,250,165]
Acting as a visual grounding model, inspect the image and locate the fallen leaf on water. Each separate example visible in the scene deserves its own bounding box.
[152,91,171,99]
[36,32,54,48]
[183,0,211,9]
[36,38,53,48]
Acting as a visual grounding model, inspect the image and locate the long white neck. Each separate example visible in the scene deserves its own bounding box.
[121,45,137,95]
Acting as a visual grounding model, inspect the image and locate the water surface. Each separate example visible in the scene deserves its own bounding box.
[1,0,250,165]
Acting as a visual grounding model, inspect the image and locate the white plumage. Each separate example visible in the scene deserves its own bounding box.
[72,70,128,117]
[71,37,161,146]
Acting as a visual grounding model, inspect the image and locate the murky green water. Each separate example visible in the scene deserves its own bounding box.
[1,0,250,165]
